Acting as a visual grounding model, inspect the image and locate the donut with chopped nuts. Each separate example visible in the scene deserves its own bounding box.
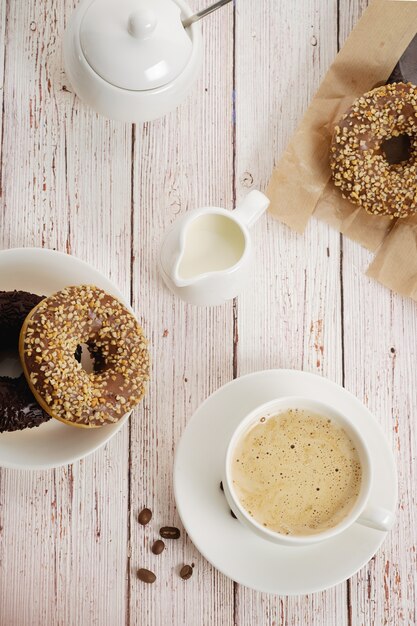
[0,290,51,432]
[19,285,149,428]
[330,82,417,218]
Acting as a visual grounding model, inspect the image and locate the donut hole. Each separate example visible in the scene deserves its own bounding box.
[0,347,22,378]
[381,134,412,165]
[75,343,104,374]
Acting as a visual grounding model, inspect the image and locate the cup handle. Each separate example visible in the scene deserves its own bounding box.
[356,505,395,532]
[234,190,270,228]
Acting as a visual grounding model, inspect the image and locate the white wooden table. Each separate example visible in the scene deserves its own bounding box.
[0,1,416,624]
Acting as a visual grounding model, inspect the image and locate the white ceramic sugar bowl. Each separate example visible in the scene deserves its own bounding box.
[63,0,203,123]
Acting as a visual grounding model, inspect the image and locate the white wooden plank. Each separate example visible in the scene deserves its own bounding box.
[0,1,131,624]
[129,1,236,624]
[233,0,349,624]
[342,240,417,626]
[339,7,417,623]
[330,1,417,624]
[0,0,6,169]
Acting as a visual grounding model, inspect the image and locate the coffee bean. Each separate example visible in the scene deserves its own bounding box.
[137,568,156,584]
[219,481,224,492]
[138,508,152,526]
[151,539,165,555]
[230,509,237,519]
[160,526,180,539]
[180,565,193,580]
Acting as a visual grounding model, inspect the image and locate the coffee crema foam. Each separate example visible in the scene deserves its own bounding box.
[231,409,362,536]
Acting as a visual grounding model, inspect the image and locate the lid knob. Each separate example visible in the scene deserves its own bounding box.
[79,0,193,91]
[128,9,157,39]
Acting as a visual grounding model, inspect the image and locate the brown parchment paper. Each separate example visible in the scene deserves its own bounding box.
[267,0,417,301]
[367,215,417,300]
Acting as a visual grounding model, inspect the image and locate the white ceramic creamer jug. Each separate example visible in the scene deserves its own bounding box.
[159,190,270,306]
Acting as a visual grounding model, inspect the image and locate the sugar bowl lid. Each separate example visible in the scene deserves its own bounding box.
[79,0,193,91]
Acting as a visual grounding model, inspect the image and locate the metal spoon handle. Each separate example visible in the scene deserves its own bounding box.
[182,0,233,29]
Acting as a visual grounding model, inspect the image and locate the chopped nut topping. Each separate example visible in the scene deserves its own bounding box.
[330,82,417,218]
[22,285,150,428]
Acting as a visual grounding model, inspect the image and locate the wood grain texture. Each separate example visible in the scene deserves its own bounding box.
[129,2,235,623]
[233,1,348,625]
[0,0,415,624]
[0,1,131,625]
[338,4,417,626]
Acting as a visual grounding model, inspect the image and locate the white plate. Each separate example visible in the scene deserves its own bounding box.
[0,247,133,470]
[174,369,397,595]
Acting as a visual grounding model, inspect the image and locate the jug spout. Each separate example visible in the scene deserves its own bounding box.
[159,220,189,287]
[172,209,251,286]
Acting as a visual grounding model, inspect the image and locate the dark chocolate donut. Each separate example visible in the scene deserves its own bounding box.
[0,290,50,433]
[0,375,50,433]
[0,290,44,347]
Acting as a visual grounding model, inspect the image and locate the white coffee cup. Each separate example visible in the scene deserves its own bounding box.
[223,396,395,546]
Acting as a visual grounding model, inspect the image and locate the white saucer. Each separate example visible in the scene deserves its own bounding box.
[0,247,134,470]
[174,369,397,595]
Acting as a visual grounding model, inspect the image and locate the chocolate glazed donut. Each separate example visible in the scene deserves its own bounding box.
[330,82,417,218]
[20,285,149,429]
[0,291,51,433]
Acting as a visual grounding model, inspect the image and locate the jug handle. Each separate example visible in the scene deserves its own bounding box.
[234,190,270,228]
